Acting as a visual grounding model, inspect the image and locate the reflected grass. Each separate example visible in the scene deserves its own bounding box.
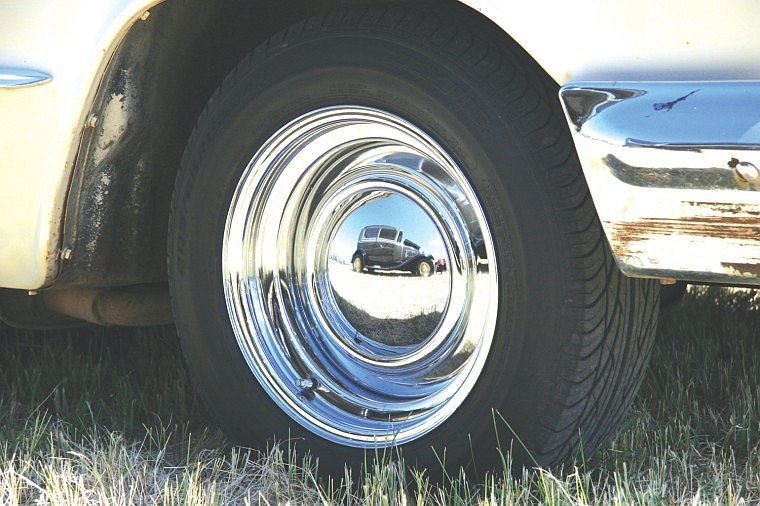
[332,291,442,346]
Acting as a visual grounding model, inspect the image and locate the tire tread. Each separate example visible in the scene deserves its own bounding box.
[171,1,659,472]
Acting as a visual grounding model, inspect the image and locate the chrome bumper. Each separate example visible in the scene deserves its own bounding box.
[560,82,760,285]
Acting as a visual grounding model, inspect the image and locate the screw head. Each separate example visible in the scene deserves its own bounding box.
[736,161,760,182]
[295,378,315,390]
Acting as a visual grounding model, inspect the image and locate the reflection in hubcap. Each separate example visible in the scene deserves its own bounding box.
[223,106,498,447]
[331,194,449,349]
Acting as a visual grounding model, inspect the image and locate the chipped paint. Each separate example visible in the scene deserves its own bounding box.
[611,216,760,244]
[722,262,760,278]
[561,82,760,285]
[604,203,760,284]
[92,92,128,165]
[55,14,167,289]
[653,89,699,112]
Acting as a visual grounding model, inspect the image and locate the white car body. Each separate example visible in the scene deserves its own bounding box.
[2,0,760,289]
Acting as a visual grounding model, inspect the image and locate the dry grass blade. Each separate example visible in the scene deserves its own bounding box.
[0,286,758,504]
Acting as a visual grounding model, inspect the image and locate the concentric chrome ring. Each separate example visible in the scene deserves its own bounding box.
[223,106,498,447]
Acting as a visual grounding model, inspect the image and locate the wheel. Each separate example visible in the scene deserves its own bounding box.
[416,258,434,277]
[169,4,659,475]
[351,255,364,273]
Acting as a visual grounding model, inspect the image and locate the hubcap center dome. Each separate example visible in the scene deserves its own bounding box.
[327,193,451,354]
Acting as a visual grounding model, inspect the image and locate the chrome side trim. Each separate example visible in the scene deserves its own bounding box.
[0,68,52,88]
[560,82,760,285]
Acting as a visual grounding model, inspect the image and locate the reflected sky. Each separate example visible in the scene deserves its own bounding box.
[330,194,446,262]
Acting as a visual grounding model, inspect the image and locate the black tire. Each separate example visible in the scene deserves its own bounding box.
[351,255,364,273]
[169,3,659,476]
[416,258,434,277]
[660,281,687,311]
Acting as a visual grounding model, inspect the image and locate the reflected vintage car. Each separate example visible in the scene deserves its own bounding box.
[350,225,435,277]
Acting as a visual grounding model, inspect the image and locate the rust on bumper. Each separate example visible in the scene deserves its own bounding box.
[560,82,760,285]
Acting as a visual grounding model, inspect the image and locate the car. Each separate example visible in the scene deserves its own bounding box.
[2,0,760,477]
[351,225,435,276]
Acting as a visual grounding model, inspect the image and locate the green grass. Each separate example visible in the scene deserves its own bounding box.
[1,287,759,504]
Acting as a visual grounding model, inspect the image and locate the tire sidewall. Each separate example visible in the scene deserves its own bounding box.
[172,24,567,474]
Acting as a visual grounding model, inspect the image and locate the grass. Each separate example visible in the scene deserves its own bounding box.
[333,290,442,346]
[1,286,759,504]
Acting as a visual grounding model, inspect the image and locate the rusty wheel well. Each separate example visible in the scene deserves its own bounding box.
[56,0,533,290]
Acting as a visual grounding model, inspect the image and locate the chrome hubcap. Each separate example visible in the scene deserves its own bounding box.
[223,106,498,447]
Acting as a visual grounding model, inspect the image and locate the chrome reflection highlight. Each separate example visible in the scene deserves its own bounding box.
[0,68,52,88]
[223,106,497,447]
[560,82,760,285]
